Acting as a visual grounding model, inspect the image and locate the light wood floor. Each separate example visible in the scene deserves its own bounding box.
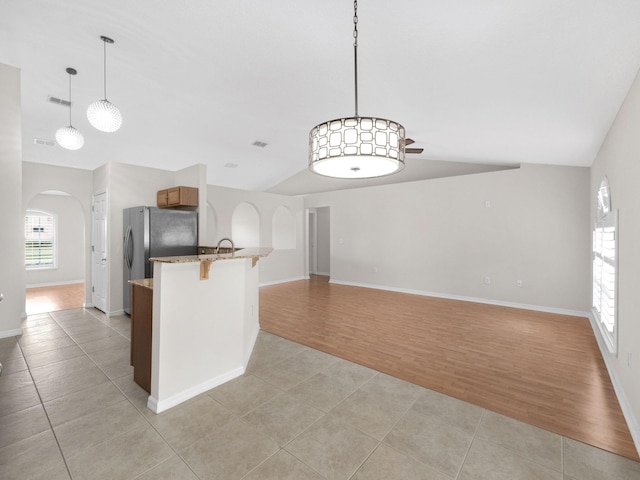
[25,283,84,315]
[260,275,639,461]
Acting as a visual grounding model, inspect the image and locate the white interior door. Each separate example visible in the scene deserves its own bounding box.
[316,207,330,276]
[308,210,317,275]
[92,192,107,312]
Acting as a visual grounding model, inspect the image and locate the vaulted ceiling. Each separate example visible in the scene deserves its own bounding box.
[2,1,640,195]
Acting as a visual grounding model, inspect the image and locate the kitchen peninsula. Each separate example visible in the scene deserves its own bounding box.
[131,247,272,414]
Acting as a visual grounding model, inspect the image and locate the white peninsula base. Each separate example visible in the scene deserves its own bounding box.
[147,250,269,413]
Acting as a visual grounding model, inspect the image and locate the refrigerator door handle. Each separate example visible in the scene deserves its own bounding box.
[124,225,133,271]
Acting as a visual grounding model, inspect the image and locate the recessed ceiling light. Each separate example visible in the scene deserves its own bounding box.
[224,162,238,168]
[33,138,55,146]
[252,141,267,148]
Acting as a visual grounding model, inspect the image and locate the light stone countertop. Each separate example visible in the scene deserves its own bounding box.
[149,247,273,264]
[129,278,153,289]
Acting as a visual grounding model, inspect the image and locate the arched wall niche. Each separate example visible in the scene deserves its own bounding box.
[231,202,260,247]
[206,201,218,246]
[272,205,296,250]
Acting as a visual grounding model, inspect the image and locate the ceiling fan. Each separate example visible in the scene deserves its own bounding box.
[403,138,424,155]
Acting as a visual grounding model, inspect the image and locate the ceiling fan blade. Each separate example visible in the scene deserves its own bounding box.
[405,147,424,154]
[404,138,415,146]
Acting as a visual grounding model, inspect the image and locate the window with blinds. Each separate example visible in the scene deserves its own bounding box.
[25,210,56,268]
[592,210,617,354]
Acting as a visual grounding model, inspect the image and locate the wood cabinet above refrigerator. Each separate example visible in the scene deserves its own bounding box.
[157,186,198,208]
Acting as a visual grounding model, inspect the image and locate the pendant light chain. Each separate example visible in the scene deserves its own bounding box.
[103,39,107,99]
[353,0,359,117]
[68,71,72,125]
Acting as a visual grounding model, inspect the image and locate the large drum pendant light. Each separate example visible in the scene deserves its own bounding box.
[309,0,406,179]
[87,36,123,133]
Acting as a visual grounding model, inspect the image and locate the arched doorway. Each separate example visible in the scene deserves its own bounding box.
[25,190,86,314]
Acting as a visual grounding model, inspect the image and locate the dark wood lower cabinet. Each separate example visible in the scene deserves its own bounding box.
[130,282,153,393]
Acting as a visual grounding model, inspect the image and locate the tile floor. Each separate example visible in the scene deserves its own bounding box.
[1,308,639,480]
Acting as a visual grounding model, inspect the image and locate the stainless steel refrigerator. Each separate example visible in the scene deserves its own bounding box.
[123,206,198,314]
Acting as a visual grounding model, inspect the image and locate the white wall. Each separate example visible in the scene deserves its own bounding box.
[0,63,24,337]
[25,193,85,286]
[590,67,640,453]
[304,164,591,313]
[106,162,176,314]
[207,184,305,285]
[272,206,296,250]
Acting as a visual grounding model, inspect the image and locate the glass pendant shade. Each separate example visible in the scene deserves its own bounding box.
[87,99,123,132]
[55,126,85,150]
[87,36,122,133]
[56,67,83,151]
[309,116,405,178]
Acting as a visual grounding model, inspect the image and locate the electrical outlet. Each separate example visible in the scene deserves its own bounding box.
[373,266,378,273]
[516,280,523,287]
[484,200,491,208]
[484,276,491,285]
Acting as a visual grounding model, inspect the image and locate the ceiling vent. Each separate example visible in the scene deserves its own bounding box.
[48,95,71,107]
[34,138,55,146]
[224,162,238,168]
[252,141,267,148]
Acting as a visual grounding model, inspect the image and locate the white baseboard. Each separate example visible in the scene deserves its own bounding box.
[587,313,640,458]
[260,276,308,287]
[315,271,330,276]
[0,328,23,339]
[108,309,125,317]
[329,279,590,318]
[26,279,84,288]
[147,367,245,414]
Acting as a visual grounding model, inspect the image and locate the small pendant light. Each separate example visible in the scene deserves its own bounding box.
[55,67,85,150]
[87,35,123,132]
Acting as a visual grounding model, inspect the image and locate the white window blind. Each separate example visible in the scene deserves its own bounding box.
[592,210,617,353]
[25,211,56,268]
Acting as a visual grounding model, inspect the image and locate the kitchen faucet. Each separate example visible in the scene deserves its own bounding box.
[215,237,234,254]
